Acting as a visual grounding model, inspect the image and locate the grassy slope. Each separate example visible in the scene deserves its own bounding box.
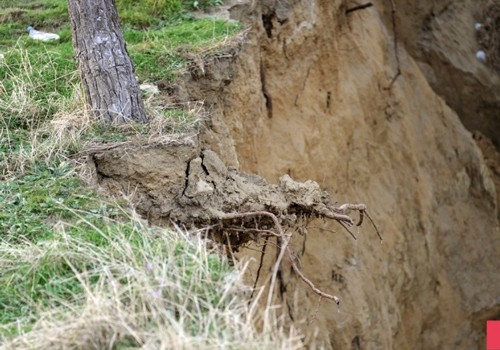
[0,1,297,348]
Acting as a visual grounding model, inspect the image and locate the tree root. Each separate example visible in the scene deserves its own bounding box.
[220,204,380,306]
[386,0,401,90]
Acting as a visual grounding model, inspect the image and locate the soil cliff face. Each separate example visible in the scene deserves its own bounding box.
[90,0,500,348]
[209,0,500,348]
[375,0,500,146]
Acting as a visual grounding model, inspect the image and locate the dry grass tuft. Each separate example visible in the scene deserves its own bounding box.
[0,209,301,349]
[1,51,206,179]
[144,98,208,139]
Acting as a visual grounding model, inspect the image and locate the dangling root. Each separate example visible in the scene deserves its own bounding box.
[220,204,380,305]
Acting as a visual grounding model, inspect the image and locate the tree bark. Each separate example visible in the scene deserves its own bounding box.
[68,0,147,123]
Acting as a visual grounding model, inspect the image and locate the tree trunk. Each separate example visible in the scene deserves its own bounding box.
[68,0,147,123]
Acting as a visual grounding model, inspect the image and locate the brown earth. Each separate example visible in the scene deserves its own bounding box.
[87,0,500,349]
[473,131,500,220]
[93,144,366,246]
[376,0,500,147]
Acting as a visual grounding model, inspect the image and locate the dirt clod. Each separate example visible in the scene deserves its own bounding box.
[91,146,360,248]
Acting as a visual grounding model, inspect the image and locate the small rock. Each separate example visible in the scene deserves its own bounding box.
[476,50,487,62]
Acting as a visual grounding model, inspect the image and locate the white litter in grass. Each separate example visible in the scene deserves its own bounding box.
[475,22,483,30]
[27,26,60,42]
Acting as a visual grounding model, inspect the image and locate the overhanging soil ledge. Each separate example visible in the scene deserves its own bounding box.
[89,144,367,249]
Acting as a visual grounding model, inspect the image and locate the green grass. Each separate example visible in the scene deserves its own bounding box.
[0,0,241,167]
[0,1,297,348]
[127,18,241,82]
[0,161,120,325]
[0,165,296,347]
[0,0,240,124]
[118,0,183,28]
[0,195,247,346]
[0,42,77,128]
[0,0,68,39]
[0,159,284,347]
[0,161,126,243]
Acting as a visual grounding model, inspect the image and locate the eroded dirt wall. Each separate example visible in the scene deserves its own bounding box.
[375,0,500,147]
[211,0,500,348]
